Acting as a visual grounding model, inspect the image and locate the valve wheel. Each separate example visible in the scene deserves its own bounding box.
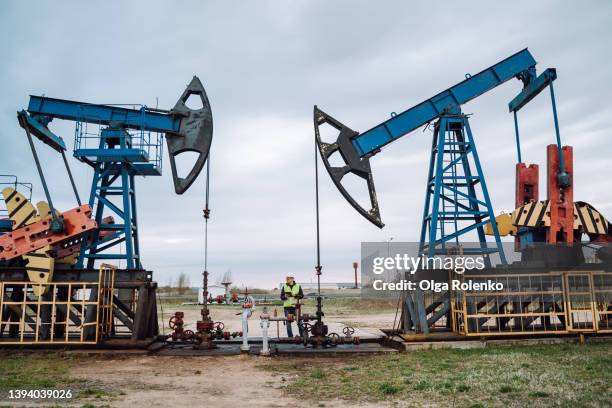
[168,316,181,330]
[342,326,355,336]
[213,321,225,330]
[328,333,340,343]
[302,322,313,333]
[183,330,195,340]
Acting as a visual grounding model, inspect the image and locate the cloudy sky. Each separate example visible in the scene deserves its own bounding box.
[1,1,611,289]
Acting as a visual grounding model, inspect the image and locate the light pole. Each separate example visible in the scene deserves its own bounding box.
[352,262,358,289]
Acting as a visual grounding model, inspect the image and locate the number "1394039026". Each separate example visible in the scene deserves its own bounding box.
[8,389,73,399]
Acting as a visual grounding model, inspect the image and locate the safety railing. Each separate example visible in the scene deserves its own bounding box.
[0,175,32,219]
[450,271,612,336]
[73,111,163,172]
[0,264,116,344]
[586,272,612,333]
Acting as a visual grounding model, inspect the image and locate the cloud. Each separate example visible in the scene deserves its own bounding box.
[1,1,611,288]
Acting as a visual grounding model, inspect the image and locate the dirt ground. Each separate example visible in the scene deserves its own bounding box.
[67,300,391,407]
[5,341,609,408]
[66,354,386,408]
[1,299,399,407]
[59,303,393,407]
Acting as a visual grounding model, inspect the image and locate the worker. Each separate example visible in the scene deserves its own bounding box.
[281,273,304,337]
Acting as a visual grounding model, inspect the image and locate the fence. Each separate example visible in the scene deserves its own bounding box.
[0,264,116,344]
[451,271,612,336]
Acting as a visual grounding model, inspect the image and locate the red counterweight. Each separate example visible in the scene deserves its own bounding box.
[547,144,573,244]
[515,163,539,249]
[516,163,539,208]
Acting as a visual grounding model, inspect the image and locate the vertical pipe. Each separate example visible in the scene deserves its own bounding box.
[260,309,271,356]
[240,308,250,352]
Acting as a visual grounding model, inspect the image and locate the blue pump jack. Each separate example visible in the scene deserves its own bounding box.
[314,49,566,333]
[17,76,212,270]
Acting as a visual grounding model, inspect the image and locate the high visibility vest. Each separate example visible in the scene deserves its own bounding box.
[282,283,301,308]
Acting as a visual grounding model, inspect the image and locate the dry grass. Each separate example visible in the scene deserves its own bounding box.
[0,352,115,405]
[259,342,612,407]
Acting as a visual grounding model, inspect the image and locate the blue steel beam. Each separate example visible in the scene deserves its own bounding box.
[27,96,182,133]
[352,48,537,157]
[17,111,67,152]
[508,68,557,112]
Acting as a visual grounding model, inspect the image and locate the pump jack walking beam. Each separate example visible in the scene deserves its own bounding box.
[314,49,558,228]
[20,76,212,195]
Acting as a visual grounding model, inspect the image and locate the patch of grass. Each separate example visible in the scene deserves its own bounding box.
[0,352,72,389]
[413,380,431,390]
[309,369,327,379]
[456,384,470,392]
[259,342,612,406]
[0,352,117,405]
[79,387,112,399]
[378,382,401,395]
[530,390,550,398]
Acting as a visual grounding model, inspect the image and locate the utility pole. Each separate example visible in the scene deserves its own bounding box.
[353,262,358,289]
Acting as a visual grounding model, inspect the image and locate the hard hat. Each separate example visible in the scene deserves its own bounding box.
[286,273,294,278]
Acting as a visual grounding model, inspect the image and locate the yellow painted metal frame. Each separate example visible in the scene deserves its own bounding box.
[450,271,612,336]
[586,272,612,333]
[0,264,116,345]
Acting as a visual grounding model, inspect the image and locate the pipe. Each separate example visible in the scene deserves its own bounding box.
[240,296,255,352]
[268,316,289,321]
[274,308,279,339]
[260,309,271,356]
[240,308,251,352]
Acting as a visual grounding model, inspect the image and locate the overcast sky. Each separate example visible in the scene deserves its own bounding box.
[1,1,611,289]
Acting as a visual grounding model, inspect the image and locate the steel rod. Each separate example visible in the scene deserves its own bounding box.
[513,110,522,163]
[549,81,565,173]
[314,133,322,294]
[22,124,60,227]
[61,150,81,206]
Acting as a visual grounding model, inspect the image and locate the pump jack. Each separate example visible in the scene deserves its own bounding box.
[314,49,611,334]
[0,77,213,345]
